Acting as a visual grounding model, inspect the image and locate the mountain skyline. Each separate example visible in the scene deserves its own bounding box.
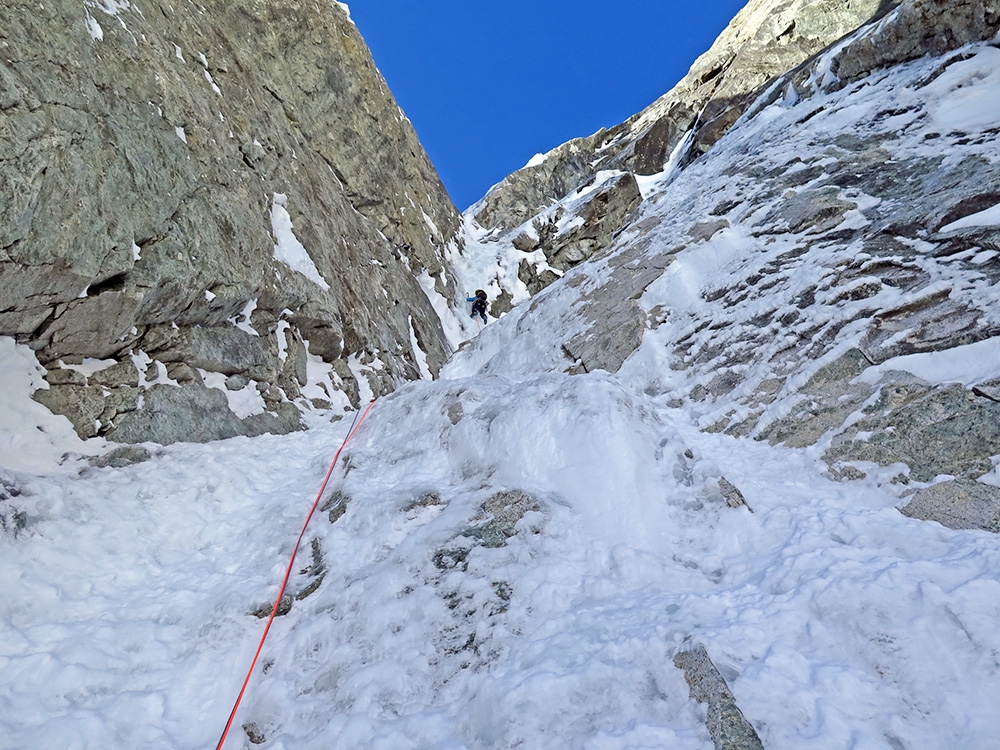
[349,0,747,208]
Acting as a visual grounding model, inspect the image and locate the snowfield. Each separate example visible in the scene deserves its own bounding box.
[3,31,1000,750]
[4,354,1000,749]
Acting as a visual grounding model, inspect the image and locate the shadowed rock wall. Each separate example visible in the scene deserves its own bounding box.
[0,0,461,443]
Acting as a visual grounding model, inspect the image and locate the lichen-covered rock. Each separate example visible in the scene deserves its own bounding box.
[1,0,461,444]
[674,644,765,750]
[824,383,1000,483]
[901,480,1000,532]
[474,490,540,548]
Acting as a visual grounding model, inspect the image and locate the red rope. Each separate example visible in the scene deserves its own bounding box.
[215,400,376,750]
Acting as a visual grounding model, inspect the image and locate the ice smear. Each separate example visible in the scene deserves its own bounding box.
[61,358,117,376]
[925,47,1000,132]
[415,266,466,350]
[271,193,330,290]
[275,319,291,362]
[85,14,104,40]
[858,337,1000,387]
[941,201,1000,232]
[229,298,260,337]
[299,341,350,411]
[408,316,433,380]
[199,370,266,419]
[347,353,376,403]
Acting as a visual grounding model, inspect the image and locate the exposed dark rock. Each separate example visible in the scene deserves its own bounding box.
[490,289,514,318]
[690,219,731,243]
[447,402,465,425]
[404,492,444,512]
[472,144,596,232]
[474,490,541,548]
[89,446,154,469]
[828,0,1000,86]
[250,594,293,619]
[557,243,678,376]
[859,295,998,365]
[294,537,326,601]
[541,173,642,272]
[241,402,304,439]
[43,368,87,387]
[512,231,540,252]
[0,471,29,536]
[564,300,646,375]
[718,477,752,511]
[34,383,141,439]
[973,379,1000,403]
[518,260,561,297]
[322,490,351,524]
[242,722,267,745]
[90,361,141,388]
[674,644,765,750]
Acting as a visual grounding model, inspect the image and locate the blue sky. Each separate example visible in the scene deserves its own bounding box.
[349,1,748,210]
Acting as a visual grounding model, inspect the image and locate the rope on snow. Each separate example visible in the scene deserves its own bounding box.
[215,400,376,749]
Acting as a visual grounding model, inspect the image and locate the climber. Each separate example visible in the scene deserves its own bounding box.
[467,289,488,324]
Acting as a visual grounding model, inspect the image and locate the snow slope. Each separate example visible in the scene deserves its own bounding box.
[4,347,1000,748]
[3,25,1000,750]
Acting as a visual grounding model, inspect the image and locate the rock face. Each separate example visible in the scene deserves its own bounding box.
[901,481,1000,533]
[0,0,461,443]
[465,0,893,300]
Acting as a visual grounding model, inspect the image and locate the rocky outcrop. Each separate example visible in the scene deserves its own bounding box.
[1,0,461,444]
[901,480,1000,533]
[674,644,765,750]
[827,0,1000,86]
[512,172,642,272]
